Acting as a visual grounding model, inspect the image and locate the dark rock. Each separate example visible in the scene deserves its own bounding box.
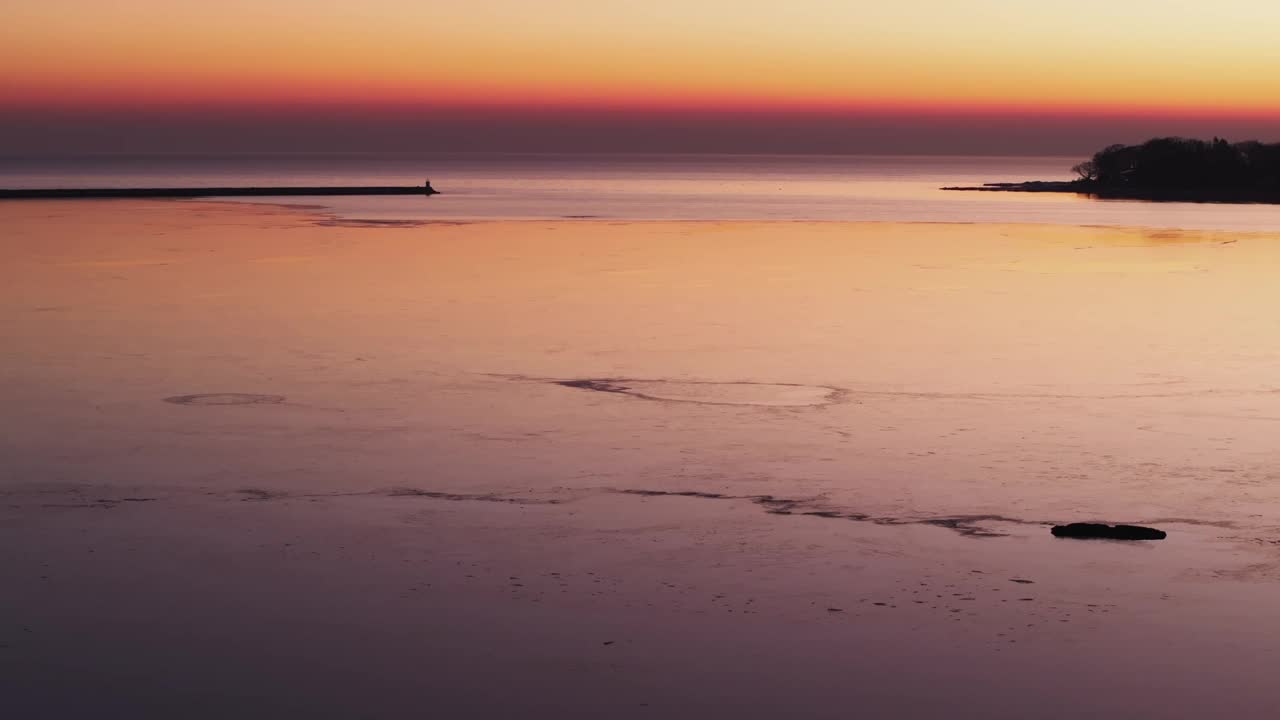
[1051,523,1167,540]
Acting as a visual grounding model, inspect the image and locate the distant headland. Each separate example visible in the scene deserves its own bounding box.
[944,137,1280,203]
[0,181,439,200]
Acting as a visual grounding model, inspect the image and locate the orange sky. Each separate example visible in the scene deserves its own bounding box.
[5,1,1280,154]
[7,0,1280,115]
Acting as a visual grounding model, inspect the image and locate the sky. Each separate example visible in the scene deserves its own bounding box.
[4,0,1280,155]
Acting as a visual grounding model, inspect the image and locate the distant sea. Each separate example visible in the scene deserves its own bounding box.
[5,152,1280,230]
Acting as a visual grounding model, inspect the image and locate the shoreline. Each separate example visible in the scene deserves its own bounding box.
[942,180,1280,204]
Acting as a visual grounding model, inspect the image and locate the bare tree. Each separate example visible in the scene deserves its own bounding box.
[1071,160,1098,182]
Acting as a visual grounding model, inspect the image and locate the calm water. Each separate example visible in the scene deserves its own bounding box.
[7,152,1280,229]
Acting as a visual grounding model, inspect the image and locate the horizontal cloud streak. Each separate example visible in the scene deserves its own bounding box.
[4,104,1279,156]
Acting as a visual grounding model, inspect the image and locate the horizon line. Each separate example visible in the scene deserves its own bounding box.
[10,96,1280,122]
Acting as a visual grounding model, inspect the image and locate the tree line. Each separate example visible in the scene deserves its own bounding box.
[1071,137,1280,189]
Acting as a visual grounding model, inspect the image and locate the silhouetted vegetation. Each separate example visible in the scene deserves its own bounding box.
[1072,137,1280,190]
[945,137,1280,202]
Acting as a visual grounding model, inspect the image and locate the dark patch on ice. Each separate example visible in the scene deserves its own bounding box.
[912,516,1018,538]
[620,489,728,499]
[1142,517,1236,529]
[617,489,1041,538]
[802,510,852,519]
[551,377,846,408]
[1051,523,1167,540]
[231,487,559,505]
[41,497,158,510]
[618,489,1228,541]
[238,488,286,501]
[164,393,286,406]
[234,488,372,502]
[385,487,562,505]
[520,372,1245,406]
[16,482,1236,546]
[557,379,632,395]
[313,218,469,228]
[315,218,423,228]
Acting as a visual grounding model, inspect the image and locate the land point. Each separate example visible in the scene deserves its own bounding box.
[944,137,1280,204]
[0,181,439,199]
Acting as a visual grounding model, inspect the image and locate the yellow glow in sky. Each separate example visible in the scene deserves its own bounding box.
[6,0,1280,114]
